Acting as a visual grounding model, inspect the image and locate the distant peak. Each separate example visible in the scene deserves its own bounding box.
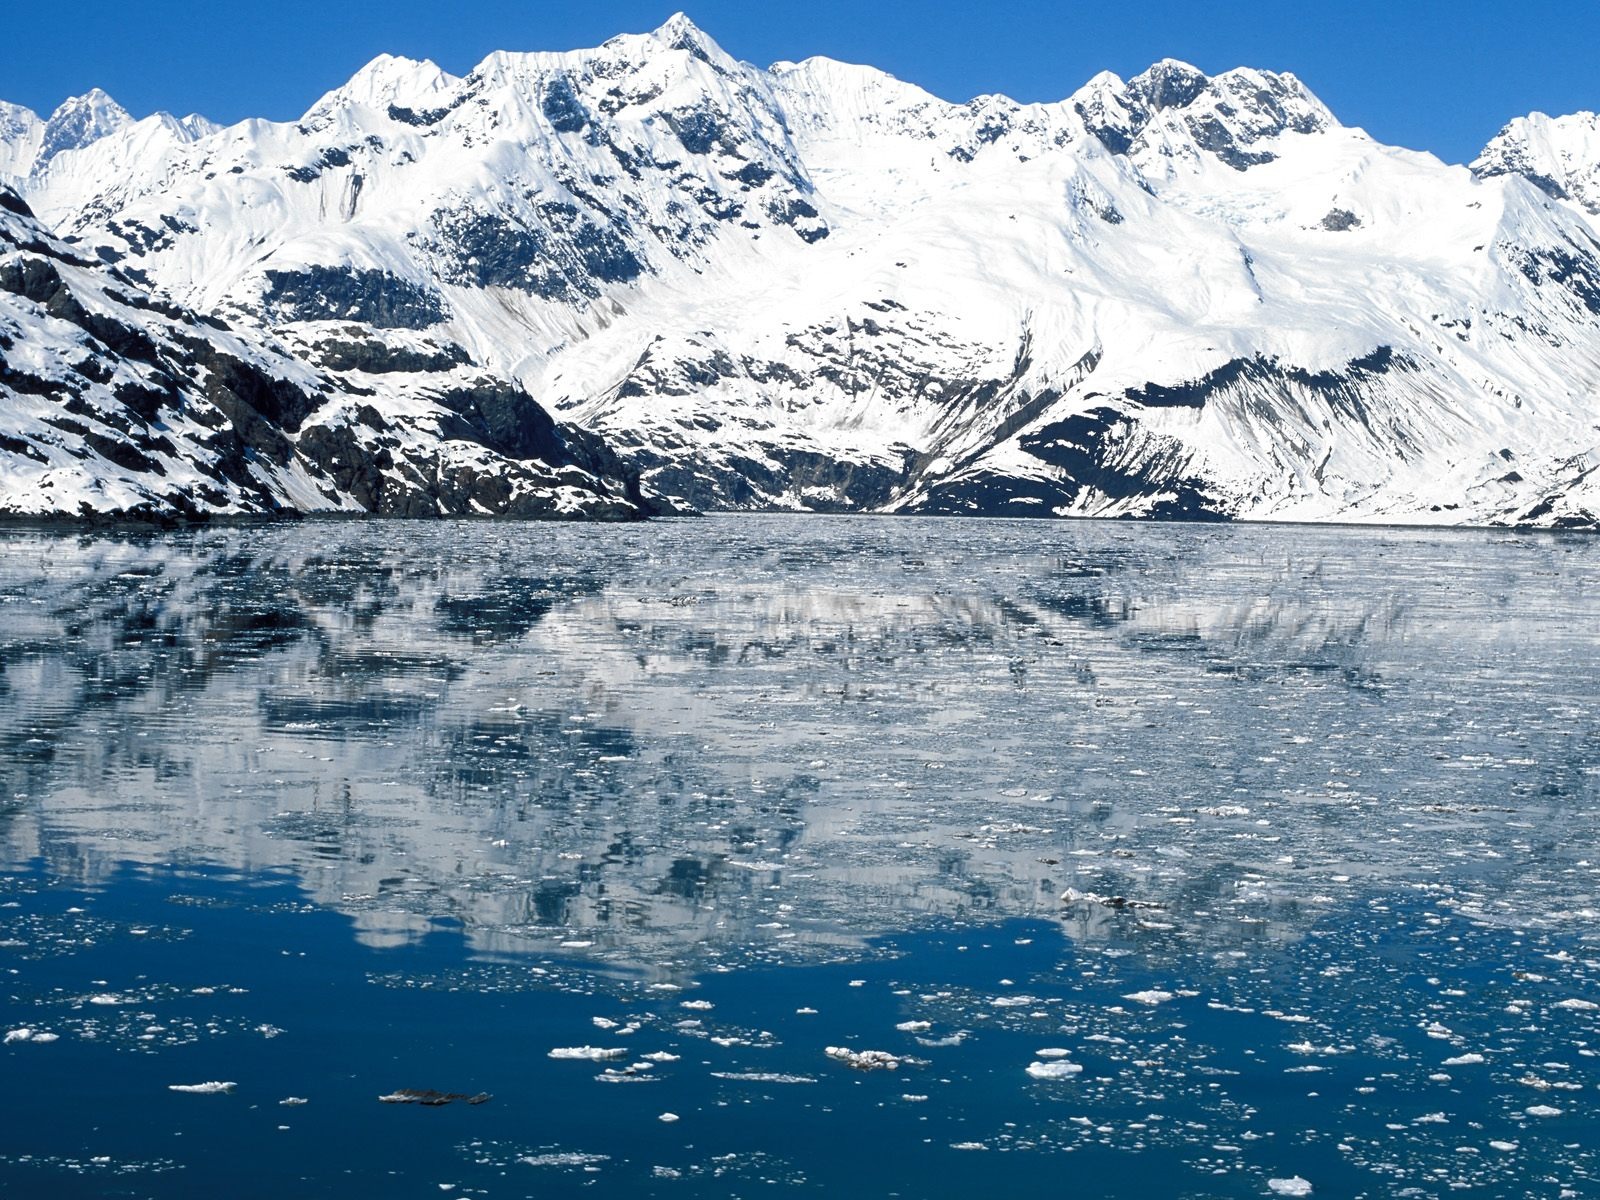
[305,53,457,121]
[37,87,132,166]
[644,11,730,65]
[49,87,130,123]
[655,11,703,37]
[1473,109,1600,213]
[1127,60,1210,112]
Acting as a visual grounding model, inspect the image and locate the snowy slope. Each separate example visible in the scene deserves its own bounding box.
[4,14,1600,526]
[0,185,644,519]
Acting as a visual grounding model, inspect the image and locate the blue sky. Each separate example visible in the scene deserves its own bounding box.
[2,1,1596,163]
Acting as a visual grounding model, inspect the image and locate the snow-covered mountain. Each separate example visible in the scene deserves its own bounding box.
[4,14,1600,526]
[0,184,644,519]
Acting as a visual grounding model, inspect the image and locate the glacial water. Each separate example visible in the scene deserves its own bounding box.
[1,515,1597,1199]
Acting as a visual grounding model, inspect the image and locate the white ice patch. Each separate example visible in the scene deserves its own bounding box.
[1122,990,1174,1006]
[548,1046,628,1061]
[1267,1177,1312,1196]
[168,1081,236,1094]
[518,1153,610,1168]
[1025,1060,1083,1080]
[825,1046,902,1070]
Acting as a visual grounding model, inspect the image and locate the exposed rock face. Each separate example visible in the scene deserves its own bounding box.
[3,15,1600,528]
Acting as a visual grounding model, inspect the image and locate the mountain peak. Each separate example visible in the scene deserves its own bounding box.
[1474,109,1600,213]
[640,11,733,68]
[654,11,705,40]
[37,88,132,166]
[1128,59,1210,111]
[306,52,456,119]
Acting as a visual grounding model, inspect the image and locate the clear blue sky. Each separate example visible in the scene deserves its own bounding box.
[2,1,1596,164]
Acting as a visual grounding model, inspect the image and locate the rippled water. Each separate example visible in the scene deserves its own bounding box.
[2,516,1597,1197]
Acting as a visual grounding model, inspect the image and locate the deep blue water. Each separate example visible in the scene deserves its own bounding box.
[2,516,1598,1198]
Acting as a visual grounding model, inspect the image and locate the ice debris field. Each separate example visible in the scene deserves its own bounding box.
[1,514,1597,1197]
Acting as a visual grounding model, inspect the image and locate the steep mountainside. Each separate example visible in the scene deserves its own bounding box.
[0,186,644,519]
[4,14,1600,526]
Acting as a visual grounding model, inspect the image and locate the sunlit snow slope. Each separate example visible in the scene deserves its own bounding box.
[4,14,1600,525]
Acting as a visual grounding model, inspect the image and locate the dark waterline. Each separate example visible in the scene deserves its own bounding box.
[2,516,1597,1197]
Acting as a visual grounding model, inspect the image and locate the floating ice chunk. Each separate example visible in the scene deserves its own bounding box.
[1489,1140,1519,1151]
[711,1072,816,1084]
[1123,990,1174,1006]
[1554,999,1598,1011]
[1525,1105,1563,1117]
[280,1097,308,1105]
[518,1153,609,1167]
[168,1082,236,1094]
[641,1052,680,1063]
[679,1000,714,1011]
[658,1112,679,1122]
[796,1007,818,1015]
[1443,1053,1486,1066]
[1268,1178,1312,1196]
[825,1046,901,1070]
[30,1032,58,1044]
[4,1028,34,1044]
[1025,1060,1083,1080]
[895,1021,931,1032]
[950,1142,988,1151]
[548,1046,628,1061]
[1035,1048,1072,1058]
[592,1017,619,1029]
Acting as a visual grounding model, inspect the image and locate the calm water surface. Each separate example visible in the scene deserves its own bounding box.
[1,516,1597,1198]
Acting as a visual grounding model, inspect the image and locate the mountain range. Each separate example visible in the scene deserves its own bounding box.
[3,14,1599,526]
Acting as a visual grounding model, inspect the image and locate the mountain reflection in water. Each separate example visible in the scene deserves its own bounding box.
[1,516,1597,973]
